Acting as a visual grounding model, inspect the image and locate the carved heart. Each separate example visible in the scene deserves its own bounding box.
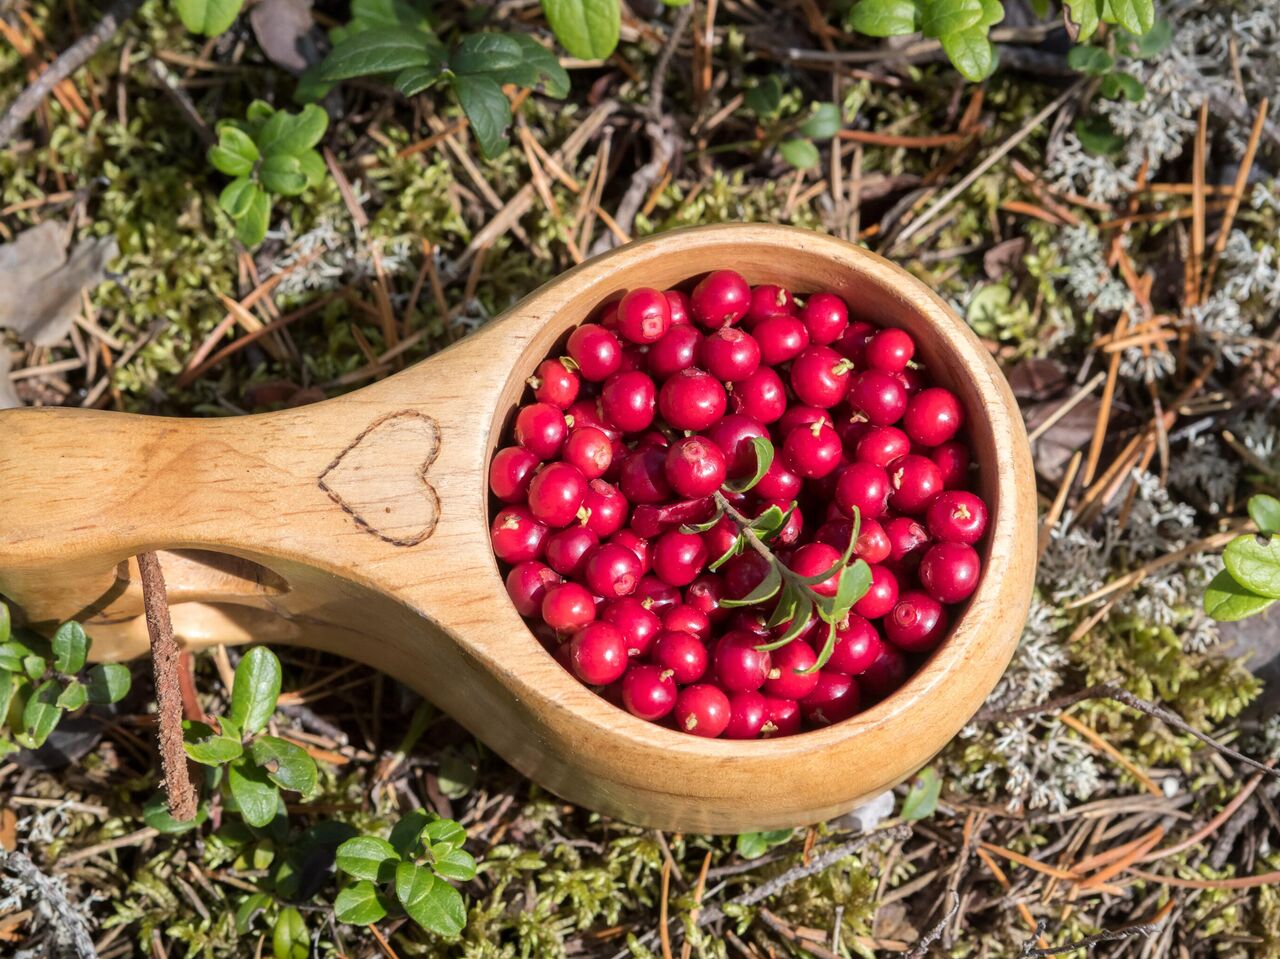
[318,410,441,546]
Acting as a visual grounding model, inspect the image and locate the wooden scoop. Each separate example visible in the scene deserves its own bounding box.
[0,224,1036,832]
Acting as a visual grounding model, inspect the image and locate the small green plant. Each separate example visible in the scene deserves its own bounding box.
[740,82,842,170]
[0,603,132,756]
[1204,494,1280,622]
[1067,19,1173,155]
[174,0,244,36]
[333,810,478,938]
[899,767,941,820]
[182,646,319,828]
[735,829,795,859]
[208,101,329,247]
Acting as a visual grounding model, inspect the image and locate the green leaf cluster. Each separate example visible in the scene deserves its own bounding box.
[846,0,1003,80]
[740,83,842,171]
[735,829,794,859]
[174,0,244,37]
[209,102,330,247]
[334,811,477,937]
[1204,496,1280,622]
[541,0,620,61]
[0,606,131,755]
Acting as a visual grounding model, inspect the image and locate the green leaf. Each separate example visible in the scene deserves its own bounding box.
[0,640,34,673]
[272,907,309,959]
[258,104,328,157]
[680,509,727,534]
[336,835,401,882]
[250,735,318,795]
[227,758,281,828]
[920,0,983,38]
[20,680,63,749]
[720,562,782,608]
[85,663,131,704]
[1067,45,1114,75]
[806,620,840,671]
[236,892,272,934]
[1064,0,1101,41]
[219,178,257,218]
[337,0,433,37]
[735,829,793,859]
[395,65,440,97]
[824,560,873,624]
[0,602,10,644]
[438,749,477,799]
[423,818,468,851]
[22,655,44,681]
[1123,18,1171,59]
[143,791,209,833]
[1100,72,1145,101]
[209,126,260,177]
[1224,534,1280,600]
[56,679,87,711]
[235,185,272,246]
[398,862,466,937]
[1102,0,1153,36]
[749,503,792,540]
[725,437,775,493]
[298,151,327,188]
[540,0,620,60]
[319,28,440,81]
[450,33,570,98]
[395,859,436,915]
[779,138,820,170]
[846,0,918,37]
[901,767,941,820]
[764,582,802,631]
[175,0,244,36]
[229,646,282,736]
[707,537,743,571]
[798,103,840,140]
[0,671,16,725]
[507,33,572,98]
[184,720,244,765]
[432,845,478,882]
[334,880,389,926]
[743,75,783,118]
[0,738,17,759]
[260,155,309,196]
[389,809,433,856]
[452,74,512,159]
[1075,115,1124,155]
[940,26,996,81]
[1248,495,1280,537]
[977,0,1004,28]
[50,621,88,674]
[1203,569,1276,622]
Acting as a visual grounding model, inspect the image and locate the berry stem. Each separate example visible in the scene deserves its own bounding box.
[712,491,828,608]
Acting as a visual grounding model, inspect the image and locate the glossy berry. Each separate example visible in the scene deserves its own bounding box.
[761,697,802,737]
[722,552,769,601]
[702,515,739,563]
[505,561,561,617]
[600,371,656,434]
[569,622,628,685]
[514,402,567,460]
[799,292,849,345]
[705,414,769,478]
[529,358,579,409]
[544,525,598,577]
[635,575,681,612]
[884,516,930,568]
[647,324,703,378]
[855,426,911,469]
[918,542,981,603]
[658,368,727,431]
[745,284,795,324]
[702,327,761,382]
[566,324,623,381]
[675,684,731,737]
[542,582,596,632]
[714,631,771,692]
[619,446,672,505]
[885,591,947,653]
[491,506,548,563]
[653,630,708,684]
[610,529,651,573]
[782,421,843,479]
[763,640,820,700]
[860,646,908,701]
[855,518,892,565]
[665,436,728,498]
[754,457,804,501]
[584,543,643,599]
[685,575,726,621]
[565,399,615,439]
[664,289,692,326]
[864,328,915,374]
[489,446,540,502]
[800,671,861,726]
[788,543,842,597]
[662,604,711,642]
[652,530,708,587]
[753,314,809,365]
[931,441,971,489]
[903,387,964,446]
[621,664,677,720]
[580,479,627,537]
[778,404,834,438]
[562,427,614,479]
[926,490,988,544]
[791,346,854,408]
[722,691,769,739]
[691,270,751,328]
[853,564,899,619]
[527,462,587,527]
[835,462,891,520]
[616,287,671,344]
[888,454,944,515]
[731,367,786,423]
[830,615,884,675]
[847,370,908,427]
[833,320,875,365]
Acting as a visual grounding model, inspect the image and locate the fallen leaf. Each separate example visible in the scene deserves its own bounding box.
[984,237,1027,280]
[1006,358,1069,401]
[250,0,322,74]
[0,222,119,347]
[1023,395,1101,482]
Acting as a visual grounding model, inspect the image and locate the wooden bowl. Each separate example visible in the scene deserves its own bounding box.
[0,224,1035,832]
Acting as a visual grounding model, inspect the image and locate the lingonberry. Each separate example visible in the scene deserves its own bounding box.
[566,323,623,381]
[903,387,964,446]
[619,345,647,375]
[528,358,580,409]
[662,604,711,642]
[621,664,677,720]
[702,514,739,562]
[800,671,861,726]
[584,543,643,599]
[931,441,971,489]
[580,479,627,537]
[544,525,599,577]
[855,518,892,564]
[562,427,614,479]
[782,421,843,478]
[731,366,787,423]
[864,328,915,374]
[542,582,596,632]
[685,574,727,621]
[635,574,681,612]
[664,289,692,326]
[675,684,731,737]
[835,462,891,520]
[602,597,661,656]
[609,529,651,573]
[665,436,728,498]
[745,284,795,324]
[753,314,810,365]
[888,454,943,514]
[616,287,671,344]
[658,368,727,431]
[830,614,885,675]
[714,631,771,692]
[514,402,567,460]
[853,564,899,619]
[527,462,587,528]
[763,640,821,699]
[619,446,672,505]
[833,319,875,364]
[505,561,562,617]
[847,370,908,427]
[702,327,761,383]
[761,697,802,737]
[926,490,988,544]
[859,646,908,701]
[647,324,703,379]
[597,300,620,329]
[704,413,768,478]
[884,516,930,568]
[652,530,708,587]
[600,370,657,434]
[777,404,834,438]
[491,505,548,563]
[565,398,615,439]
[489,445,540,502]
[791,346,854,408]
[896,367,926,395]
[569,622,628,685]
[754,456,804,501]
[691,270,751,328]
[722,690,769,739]
[855,426,911,469]
[732,612,771,636]
[758,498,803,545]
[788,542,842,597]
[885,591,948,653]
[918,542,981,603]
[653,629,708,684]
[722,552,770,601]
[799,292,849,345]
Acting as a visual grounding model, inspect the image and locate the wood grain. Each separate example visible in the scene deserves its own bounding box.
[0,224,1037,832]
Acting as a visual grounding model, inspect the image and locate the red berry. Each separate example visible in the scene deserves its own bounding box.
[665,436,728,498]
[753,314,810,365]
[903,387,964,446]
[745,284,795,324]
[601,371,657,434]
[616,287,671,344]
[610,529,651,573]
[855,426,911,468]
[777,404,834,438]
[763,640,820,699]
[569,622,628,685]
[782,421,843,478]
[675,684,731,737]
[897,367,926,395]
[584,543,643,599]
[722,690,769,739]
[830,615,884,674]
[685,574,727,621]
[931,441,971,489]
[515,402,567,460]
[884,516,930,568]
[800,292,849,346]
[864,328,915,374]
[647,324,703,379]
[853,565,898,619]
[702,514,738,561]
[888,454,943,514]
[597,301,620,329]
[542,582,596,632]
[833,320,875,364]
[856,518,892,564]
[529,358,579,409]
[704,414,769,478]
[759,498,803,545]
[926,490,988,544]
[662,604,711,642]
[714,631,771,692]
[565,399,616,440]
[544,524,598,576]
[788,543,842,597]
[621,664,677,720]
[761,697,801,737]
[731,367,786,423]
[489,446,540,502]
[664,289,692,326]
[635,574,681,612]
[652,530,708,587]
[835,462,891,520]
[801,671,861,726]
[562,427,614,479]
[691,270,751,328]
[722,552,770,600]
[885,591,947,653]
[491,505,548,563]
[860,646,908,701]
[791,346,854,408]
[602,597,662,656]
[505,561,561,617]
[619,446,672,505]
[754,456,804,501]
[527,462,587,527]
[658,368,727,431]
[580,479,627,537]
[918,542,981,603]
[847,370,908,427]
[702,327,761,383]
[566,324,623,381]
[653,629,708,684]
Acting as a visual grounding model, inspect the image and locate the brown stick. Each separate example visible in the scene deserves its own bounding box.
[137,551,197,822]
